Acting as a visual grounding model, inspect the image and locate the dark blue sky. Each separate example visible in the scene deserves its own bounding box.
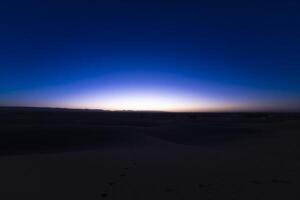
[1,0,300,111]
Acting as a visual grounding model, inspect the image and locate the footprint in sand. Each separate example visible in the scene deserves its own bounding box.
[164,187,174,192]
[101,193,108,198]
[107,181,115,186]
[271,178,291,184]
[100,164,133,198]
[198,183,211,189]
[250,180,262,184]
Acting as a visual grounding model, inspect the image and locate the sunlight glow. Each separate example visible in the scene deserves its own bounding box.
[59,89,239,112]
[99,94,195,111]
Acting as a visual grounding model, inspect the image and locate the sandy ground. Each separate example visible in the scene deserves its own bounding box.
[0,119,299,199]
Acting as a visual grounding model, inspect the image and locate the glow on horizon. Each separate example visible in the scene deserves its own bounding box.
[54,89,247,112]
[1,83,297,112]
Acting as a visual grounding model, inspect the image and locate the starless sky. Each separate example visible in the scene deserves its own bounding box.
[0,0,300,111]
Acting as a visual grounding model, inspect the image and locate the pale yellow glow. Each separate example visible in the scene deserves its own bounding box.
[59,90,240,112]
[98,94,197,111]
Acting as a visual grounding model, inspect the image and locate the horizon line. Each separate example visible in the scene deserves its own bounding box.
[1,106,300,113]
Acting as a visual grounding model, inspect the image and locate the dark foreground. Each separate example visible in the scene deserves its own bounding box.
[0,108,300,199]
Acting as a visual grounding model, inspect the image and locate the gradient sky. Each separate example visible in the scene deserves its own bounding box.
[1,0,300,111]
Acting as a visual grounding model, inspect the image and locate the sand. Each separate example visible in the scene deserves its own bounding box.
[0,111,299,199]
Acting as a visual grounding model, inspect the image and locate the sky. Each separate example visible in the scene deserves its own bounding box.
[0,0,300,112]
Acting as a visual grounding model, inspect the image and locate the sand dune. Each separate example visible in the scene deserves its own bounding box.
[0,110,299,199]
